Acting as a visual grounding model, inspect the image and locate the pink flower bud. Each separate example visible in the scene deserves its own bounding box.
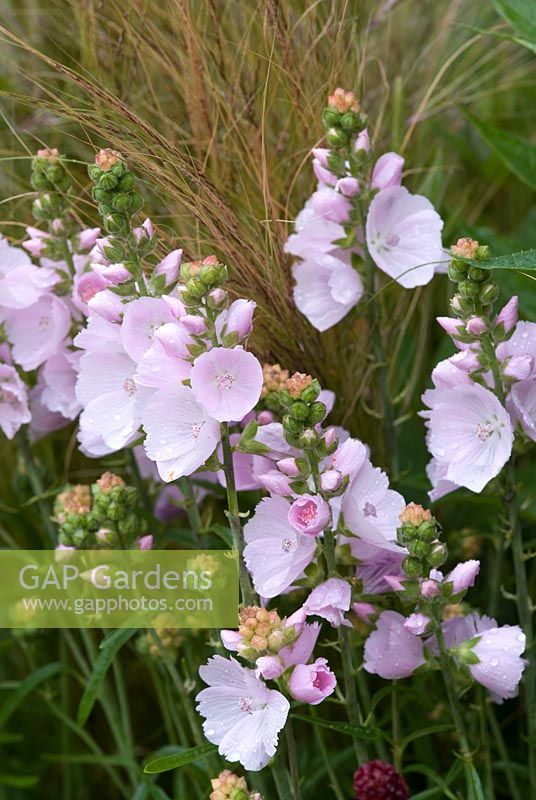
[50,218,65,235]
[323,427,338,448]
[156,248,183,285]
[73,271,109,315]
[92,261,130,284]
[208,288,227,306]
[503,355,534,381]
[495,296,518,333]
[87,288,124,322]
[466,316,487,336]
[277,457,300,477]
[23,227,49,257]
[352,602,376,623]
[421,579,441,598]
[371,152,404,190]
[311,187,351,224]
[445,559,480,594]
[437,316,463,337]
[289,658,336,705]
[288,494,330,536]
[162,294,186,319]
[311,148,330,168]
[313,159,337,186]
[220,630,242,651]
[78,227,101,250]
[451,349,480,373]
[133,218,154,244]
[256,655,285,680]
[320,469,342,492]
[383,575,405,592]
[180,314,207,335]
[336,176,360,197]
[226,299,256,339]
[403,613,431,636]
[257,410,274,425]
[354,129,370,153]
[137,534,154,550]
[258,470,293,496]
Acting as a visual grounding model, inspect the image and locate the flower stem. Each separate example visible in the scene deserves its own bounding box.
[284,718,302,800]
[340,625,368,764]
[178,476,205,546]
[220,421,255,604]
[16,428,57,546]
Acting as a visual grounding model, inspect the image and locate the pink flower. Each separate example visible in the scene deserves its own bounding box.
[364,611,425,679]
[132,218,154,245]
[353,602,376,623]
[350,540,406,594]
[196,655,289,771]
[40,348,81,420]
[22,226,50,257]
[466,316,487,336]
[312,148,337,186]
[28,380,68,441]
[155,248,183,285]
[355,129,370,152]
[3,295,71,371]
[508,378,536,441]
[336,177,360,197]
[258,470,293,496]
[217,434,272,491]
[496,322,536,380]
[180,314,207,335]
[256,655,285,680]
[0,362,31,438]
[277,457,300,477]
[426,457,459,502]
[254,423,301,460]
[141,385,221,482]
[190,347,263,423]
[285,199,346,260]
[403,613,431,636]
[470,625,526,701]
[445,559,480,594]
[425,382,513,493]
[293,253,363,332]
[311,187,351,224]
[279,621,320,669]
[87,289,125,322]
[366,186,446,288]
[328,437,367,476]
[320,469,342,491]
[303,578,351,627]
[503,355,533,381]
[72,271,109,315]
[78,227,101,250]
[289,658,336,705]
[223,299,256,340]
[91,261,130,285]
[243,496,316,597]
[0,235,57,309]
[495,296,518,334]
[341,458,406,551]
[371,152,404,190]
[288,494,331,536]
[136,535,154,550]
[120,297,177,361]
[421,579,441,598]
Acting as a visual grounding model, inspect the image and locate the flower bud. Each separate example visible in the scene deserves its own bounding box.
[402,556,422,577]
[479,281,499,305]
[320,469,342,492]
[451,237,479,260]
[307,401,327,424]
[257,410,273,425]
[226,299,256,339]
[156,249,183,285]
[403,613,431,636]
[336,176,360,197]
[503,355,534,381]
[354,128,370,152]
[277,458,300,477]
[495,296,518,333]
[255,655,284,680]
[371,152,404,191]
[421,579,441,598]
[466,316,486,336]
[180,314,207,335]
[258,471,292,496]
[428,543,448,567]
[289,658,336,705]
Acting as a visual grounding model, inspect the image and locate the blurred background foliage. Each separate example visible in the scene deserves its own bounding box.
[0,1,535,798]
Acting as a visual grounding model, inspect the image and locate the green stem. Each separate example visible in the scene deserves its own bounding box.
[391,687,402,771]
[17,428,56,546]
[125,446,152,516]
[435,622,475,792]
[486,702,523,800]
[340,626,368,764]
[478,688,495,800]
[220,422,255,604]
[178,476,204,546]
[284,719,302,800]
[311,709,346,800]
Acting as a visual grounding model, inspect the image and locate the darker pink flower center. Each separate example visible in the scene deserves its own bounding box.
[123,378,136,396]
[386,233,400,247]
[216,371,235,389]
[475,422,492,441]
[297,500,317,525]
[238,696,255,714]
[38,316,52,330]
[363,501,377,517]
[312,668,331,690]
[0,389,17,405]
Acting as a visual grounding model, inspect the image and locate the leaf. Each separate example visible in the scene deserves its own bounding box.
[454,249,536,272]
[399,723,454,754]
[0,662,60,728]
[465,113,536,190]
[492,0,536,42]
[0,774,39,788]
[76,629,136,726]
[468,764,486,800]
[290,712,379,741]
[143,743,217,774]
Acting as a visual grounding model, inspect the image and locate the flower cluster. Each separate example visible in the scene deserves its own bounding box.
[423,237,536,496]
[285,88,447,331]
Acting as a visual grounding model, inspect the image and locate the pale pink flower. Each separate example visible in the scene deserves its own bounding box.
[371,152,404,190]
[87,289,125,322]
[508,378,536,441]
[141,385,221,482]
[254,423,301,460]
[91,261,130,285]
[120,297,177,361]
[503,356,533,381]
[284,199,346,260]
[136,535,154,550]
[355,129,370,152]
[353,602,376,623]
[196,655,289,771]
[22,226,50,257]
[341,458,406,551]
[445,560,480,594]
[255,655,285,680]
[336,176,360,197]
[289,658,336,705]
[217,434,272,491]
[293,253,363,332]
[72,271,109,315]
[312,148,337,186]
[3,295,71,371]
[40,348,81,420]
[0,362,31,438]
[258,470,293,496]
[190,347,263,423]
[350,540,406,594]
[366,186,446,288]
[135,323,193,391]
[279,622,321,669]
[495,296,518,334]
[288,494,331,536]
[277,457,300,477]
[364,611,425,679]
[28,381,69,441]
[222,299,256,341]
[466,316,487,336]
[243,496,316,597]
[311,187,351,224]
[328,437,367,476]
[426,457,459,502]
[78,227,101,250]
[425,382,513,492]
[0,235,57,309]
[320,469,342,491]
[496,322,536,380]
[303,578,351,627]
[155,248,183,285]
[403,613,431,636]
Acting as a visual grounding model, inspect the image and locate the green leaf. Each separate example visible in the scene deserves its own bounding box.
[290,712,379,741]
[492,0,536,42]
[454,249,536,272]
[468,764,486,800]
[399,723,454,754]
[0,774,39,788]
[465,113,536,190]
[77,629,136,726]
[0,662,60,728]
[143,743,217,774]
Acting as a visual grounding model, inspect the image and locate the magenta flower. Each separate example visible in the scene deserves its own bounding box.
[342,458,406,551]
[289,658,336,705]
[243,496,316,597]
[366,186,446,288]
[425,382,513,493]
[365,611,426,679]
[141,385,221,482]
[190,347,263,423]
[0,235,57,309]
[371,152,404,191]
[196,655,289,771]
[353,760,409,800]
[3,295,71,371]
[288,494,331,536]
[303,577,351,627]
[293,253,363,332]
[0,362,31,438]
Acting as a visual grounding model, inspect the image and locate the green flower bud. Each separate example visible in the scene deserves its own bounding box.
[428,543,448,567]
[402,556,422,578]
[458,279,480,299]
[340,111,360,131]
[479,281,499,305]
[321,108,340,128]
[410,540,431,558]
[290,401,309,421]
[299,428,319,448]
[326,152,346,175]
[326,127,348,147]
[467,266,487,282]
[283,415,303,436]
[98,172,118,190]
[112,192,134,212]
[476,245,491,261]
[31,173,50,191]
[417,521,437,541]
[198,265,218,286]
[455,637,480,666]
[87,164,102,181]
[301,381,321,403]
[307,401,326,425]
[447,261,467,282]
[119,173,136,191]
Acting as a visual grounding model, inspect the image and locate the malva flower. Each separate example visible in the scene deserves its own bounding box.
[364,611,425,679]
[141,385,221,482]
[190,347,263,423]
[366,186,446,288]
[371,152,404,191]
[508,378,536,441]
[196,655,289,771]
[120,296,177,361]
[303,577,351,627]
[288,658,336,705]
[0,234,58,309]
[3,294,71,371]
[0,362,31,439]
[424,382,513,493]
[293,252,363,332]
[288,494,331,536]
[40,348,81,420]
[243,495,317,597]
